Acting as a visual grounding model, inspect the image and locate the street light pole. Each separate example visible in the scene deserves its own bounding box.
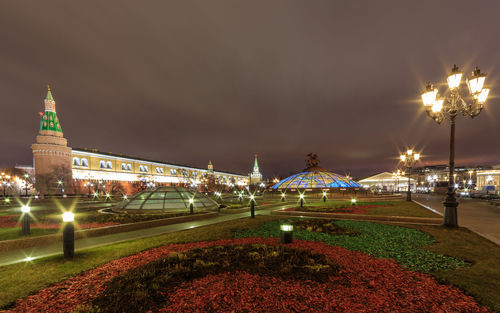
[421,65,490,227]
[399,150,420,201]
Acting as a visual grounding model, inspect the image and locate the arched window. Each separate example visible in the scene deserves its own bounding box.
[144,165,148,172]
[121,163,127,170]
[182,169,188,176]
[99,161,106,169]
[106,161,112,169]
[81,158,89,168]
[127,164,132,171]
[170,169,177,176]
[72,157,80,166]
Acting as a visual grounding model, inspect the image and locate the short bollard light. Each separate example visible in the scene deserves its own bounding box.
[21,205,31,235]
[189,198,194,214]
[62,212,75,258]
[322,191,327,202]
[250,194,255,218]
[238,192,243,203]
[351,198,357,206]
[299,193,304,208]
[281,193,286,202]
[280,224,294,244]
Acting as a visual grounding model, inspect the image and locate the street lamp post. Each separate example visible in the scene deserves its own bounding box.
[421,65,490,227]
[250,194,255,218]
[24,174,29,197]
[400,150,420,201]
[21,205,31,235]
[62,212,75,258]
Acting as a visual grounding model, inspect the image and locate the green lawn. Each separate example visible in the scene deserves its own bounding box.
[293,200,440,218]
[0,228,59,241]
[0,216,498,311]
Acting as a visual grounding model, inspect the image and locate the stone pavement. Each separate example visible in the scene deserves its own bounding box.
[413,193,500,245]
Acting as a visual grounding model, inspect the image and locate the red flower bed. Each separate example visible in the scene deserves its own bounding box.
[0,215,118,230]
[3,238,491,313]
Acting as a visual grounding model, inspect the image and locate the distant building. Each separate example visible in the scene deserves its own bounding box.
[31,87,248,195]
[358,172,415,192]
[476,165,500,191]
[249,154,263,185]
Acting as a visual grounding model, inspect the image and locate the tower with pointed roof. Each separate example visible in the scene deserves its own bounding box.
[32,86,72,195]
[249,154,263,185]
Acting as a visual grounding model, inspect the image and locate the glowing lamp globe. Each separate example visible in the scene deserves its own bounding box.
[21,205,30,213]
[447,65,462,90]
[476,88,490,104]
[280,224,293,232]
[432,98,444,113]
[467,67,486,95]
[421,85,437,107]
[62,212,75,222]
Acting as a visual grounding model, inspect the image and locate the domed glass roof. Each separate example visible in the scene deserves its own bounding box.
[114,186,219,212]
[272,170,360,190]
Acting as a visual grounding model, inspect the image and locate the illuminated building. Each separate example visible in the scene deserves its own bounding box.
[31,87,248,194]
[358,172,415,192]
[249,154,263,185]
[272,154,359,190]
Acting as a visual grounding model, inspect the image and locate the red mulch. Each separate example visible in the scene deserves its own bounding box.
[3,238,491,313]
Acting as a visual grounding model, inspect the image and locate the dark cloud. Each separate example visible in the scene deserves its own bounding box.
[1,0,499,178]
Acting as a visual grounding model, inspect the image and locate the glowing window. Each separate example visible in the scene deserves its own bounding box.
[99,161,106,169]
[121,163,127,170]
[72,157,80,166]
[106,161,112,169]
[127,164,132,171]
[81,158,89,168]
[170,169,177,175]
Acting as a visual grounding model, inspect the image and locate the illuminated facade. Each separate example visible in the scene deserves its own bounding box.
[476,166,500,191]
[71,149,247,187]
[32,87,248,194]
[249,154,263,185]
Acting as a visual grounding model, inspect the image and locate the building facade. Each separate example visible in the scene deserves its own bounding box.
[32,87,248,195]
[249,154,263,185]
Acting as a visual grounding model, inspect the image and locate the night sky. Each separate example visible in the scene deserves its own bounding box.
[1,1,500,179]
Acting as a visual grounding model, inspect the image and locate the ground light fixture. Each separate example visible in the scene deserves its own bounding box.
[281,192,286,202]
[250,194,255,218]
[62,212,75,258]
[280,223,294,244]
[421,65,490,227]
[189,198,194,214]
[299,193,305,208]
[351,198,357,206]
[400,149,420,201]
[238,192,243,203]
[322,191,327,202]
[21,205,30,235]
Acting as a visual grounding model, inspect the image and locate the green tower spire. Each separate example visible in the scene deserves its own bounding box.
[45,84,54,101]
[39,85,63,133]
[254,154,259,168]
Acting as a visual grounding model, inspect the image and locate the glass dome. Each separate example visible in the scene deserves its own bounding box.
[113,186,219,212]
[272,170,360,190]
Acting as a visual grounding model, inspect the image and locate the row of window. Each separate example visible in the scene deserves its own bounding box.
[73,157,199,178]
[73,157,89,168]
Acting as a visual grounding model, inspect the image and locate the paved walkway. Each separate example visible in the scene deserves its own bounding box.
[413,194,500,245]
[0,203,292,267]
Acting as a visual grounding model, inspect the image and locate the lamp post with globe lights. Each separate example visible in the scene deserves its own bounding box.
[421,65,490,227]
[400,150,420,201]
